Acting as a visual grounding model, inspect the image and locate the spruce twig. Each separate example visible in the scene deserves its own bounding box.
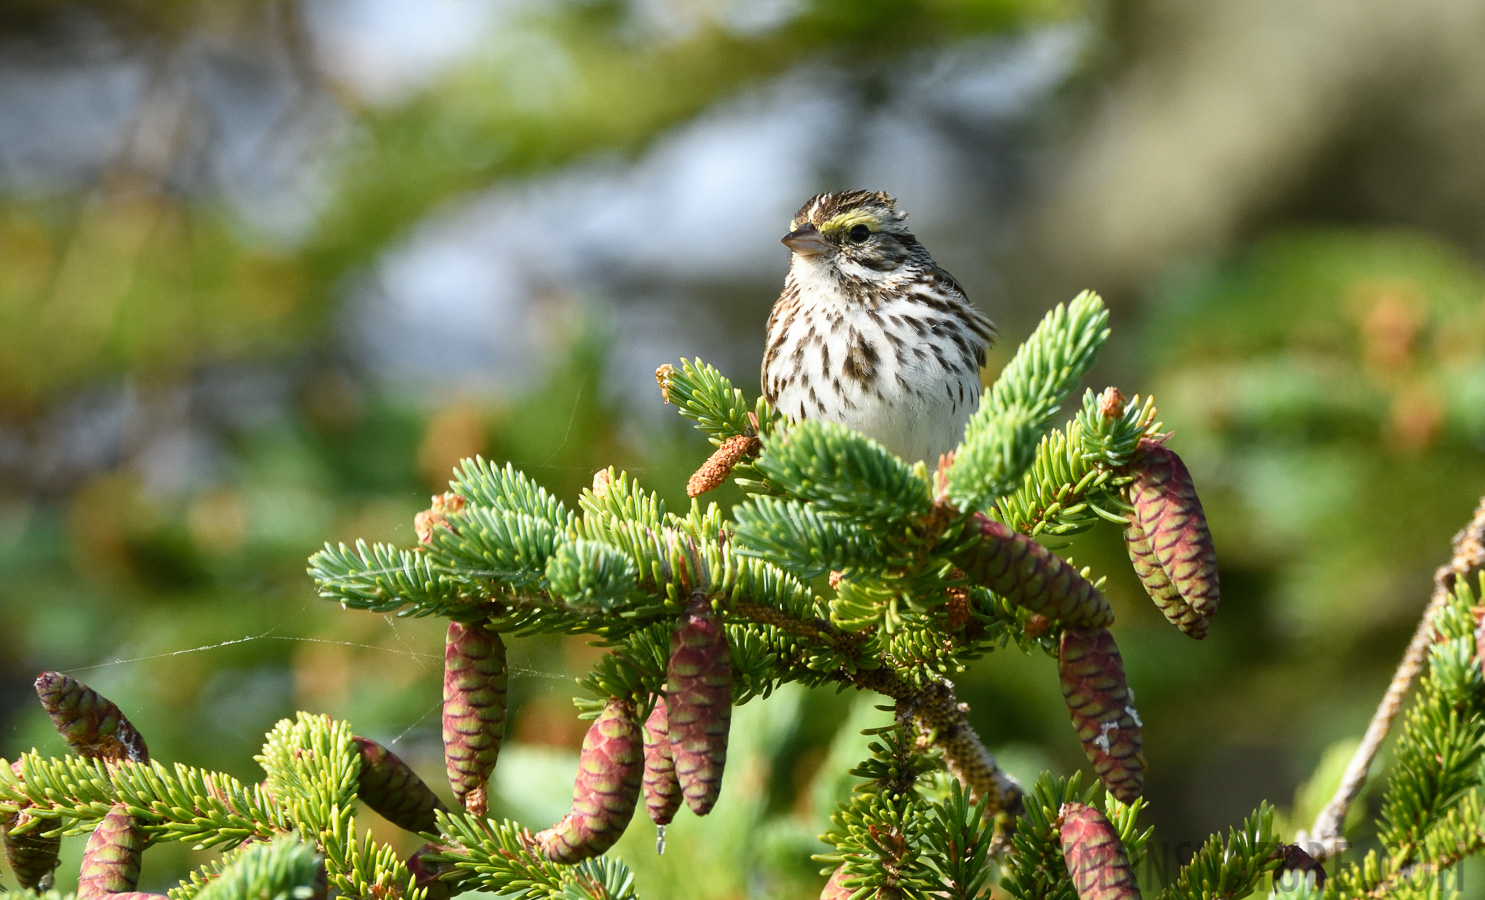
[1303,492,1485,861]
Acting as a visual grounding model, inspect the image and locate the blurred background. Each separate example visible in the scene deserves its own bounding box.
[4,0,1485,896]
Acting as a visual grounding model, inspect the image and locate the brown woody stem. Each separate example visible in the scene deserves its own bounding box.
[1303,493,1485,861]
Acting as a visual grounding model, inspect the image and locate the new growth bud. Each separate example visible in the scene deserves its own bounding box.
[955,515,1114,628]
[1060,628,1144,802]
[533,698,644,863]
[667,593,733,816]
[415,493,467,544]
[642,697,682,829]
[655,364,677,404]
[35,672,149,763]
[1096,387,1127,420]
[442,621,508,817]
[1059,802,1141,900]
[1125,439,1219,620]
[4,762,61,890]
[353,736,447,834]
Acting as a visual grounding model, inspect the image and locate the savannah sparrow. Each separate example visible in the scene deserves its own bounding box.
[762,190,996,463]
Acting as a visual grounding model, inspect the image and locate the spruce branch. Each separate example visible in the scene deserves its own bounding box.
[188,838,321,900]
[656,360,777,495]
[1303,492,1485,861]
[1155,804,1278,900]
[255,714,358,838]
[949,291,1111,510]
[307,540,470,618]
[995,389,1157,538]
[732,496,884,579]
[815,720,942,900]
[755,419,934,523]
[922,779,996,899]
[449,458,573,532]
[1,752,283,846]
[431,810,639,900]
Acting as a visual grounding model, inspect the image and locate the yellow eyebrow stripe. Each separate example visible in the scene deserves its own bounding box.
[819,210,880,235]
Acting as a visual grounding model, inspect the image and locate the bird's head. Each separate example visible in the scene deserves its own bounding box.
[782,190,923,274]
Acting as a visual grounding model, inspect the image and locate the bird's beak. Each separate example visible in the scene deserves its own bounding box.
[782,224,832,258]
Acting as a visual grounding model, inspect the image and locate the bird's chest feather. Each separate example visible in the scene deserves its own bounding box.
[764,280,983,462]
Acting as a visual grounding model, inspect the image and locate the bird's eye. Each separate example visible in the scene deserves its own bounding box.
[848,224,871,243]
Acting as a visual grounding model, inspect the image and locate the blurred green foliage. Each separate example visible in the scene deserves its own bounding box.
[4,0,1485,896]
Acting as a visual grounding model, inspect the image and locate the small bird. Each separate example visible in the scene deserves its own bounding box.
[762,190,996,463]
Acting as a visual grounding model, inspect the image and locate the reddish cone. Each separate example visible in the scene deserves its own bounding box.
[1060,628,1144,802]
[34,672,148,763]
[407,843,458,900]
[1127,439,1219,618]
[667,593,732,816]
[4,763,61,891]
[954,515,1114,628]
[442,621,508,817]
[1123,517,1207,639]
[642,697,682,828]
[353,736,447,833]
[77,804,143,900]
[819,865,854,899]
[1060,802,1141,900]
[533,698,644,863]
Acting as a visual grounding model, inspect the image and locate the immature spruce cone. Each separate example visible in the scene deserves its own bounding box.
[954,515,1114,628]
[1126,439,1219,618]
[1060,628,1144,802]
[4,763,61,891]
[1060,802,1141,900]
[443,620,508,817]
[641,697,682,828]
[352,736,447,833]
[1123,517,1207,639]
[35,672,149,763]
[407,842,457,900]
[77,804,143,900]
[4,811,61,891]
[667,593,732,816]
[819,865,853,900]
[533,698,644,863]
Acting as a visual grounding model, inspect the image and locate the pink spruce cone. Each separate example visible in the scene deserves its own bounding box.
[442,620,508,817]
[819,865,857,899]
[77,803,155,900]
[1126,439,1219,620]
[642,697,682,828]
[667,593,733,816]
[1060,802,1141,900]
[1059,628,1145,803]
[955,515,1114,628]
[533,698,644,863]
[1123,517,1207,639]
